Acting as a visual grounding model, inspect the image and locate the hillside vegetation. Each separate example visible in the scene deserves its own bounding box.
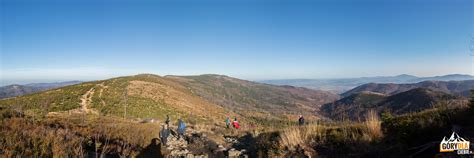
[0,74,341,131]
[168,74,339,122]
[0,83,96,119]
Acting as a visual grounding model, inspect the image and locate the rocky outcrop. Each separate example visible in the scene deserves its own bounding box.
[161,129,249,157]
[227,148,248,158]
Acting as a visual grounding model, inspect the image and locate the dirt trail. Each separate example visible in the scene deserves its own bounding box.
[80,87,97,114]
[46,85,99,117]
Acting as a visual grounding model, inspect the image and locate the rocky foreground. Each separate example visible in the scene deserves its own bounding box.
[151,127,249,158]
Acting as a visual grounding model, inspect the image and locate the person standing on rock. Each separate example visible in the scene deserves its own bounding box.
[165,115,170,126]
[177,119,186,139]
[232,117,240,129]
[225,116,231,128]
[298,115,305,126]
[160,124,170,146]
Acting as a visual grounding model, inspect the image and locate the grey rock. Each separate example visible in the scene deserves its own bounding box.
[217,144,226,151]
[139,118,158,123]
[194,154,208,158]
[170,149,189,157]
[228,148,241,157]
[186,153,194,158]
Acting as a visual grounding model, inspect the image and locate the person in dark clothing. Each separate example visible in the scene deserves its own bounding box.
[177,119,186,139]
[165,115,170,125]
[298,115,305,126]
[159,124,170,146]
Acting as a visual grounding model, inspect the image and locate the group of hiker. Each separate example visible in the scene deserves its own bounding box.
[160,115,186,146]
[223,114,304,129]
[225,116,240,129]
[159,114,305,146]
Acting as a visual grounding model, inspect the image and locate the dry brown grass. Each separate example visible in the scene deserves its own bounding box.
[193,124,214,133]
[1,118,86,157]
[279,127,304,150]
[363,110,383,141]
[126,80,240,125]
[278,112,383,154]
[278,123,325,151]
[0,108,163,157]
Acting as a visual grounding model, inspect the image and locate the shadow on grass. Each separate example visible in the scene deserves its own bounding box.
[137,138,163,158]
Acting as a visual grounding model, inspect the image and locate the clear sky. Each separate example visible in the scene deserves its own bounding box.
[1,0,473,85]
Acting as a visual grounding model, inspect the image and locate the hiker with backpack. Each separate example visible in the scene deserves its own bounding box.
[177,119,186,139]
[225,116,231,128]
[298,115,305,126]
[232,117,240,129]
[160,124,170,146]
[165,115,170,126]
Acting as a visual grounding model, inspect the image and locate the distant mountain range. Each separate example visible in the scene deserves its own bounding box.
[342,80,474,97]
[0,81,82,99]
[322,88,465,120]
[321,79,474,120]
[259,74,474,93]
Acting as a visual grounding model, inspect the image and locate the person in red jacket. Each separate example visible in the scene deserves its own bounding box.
[232,117,240,129]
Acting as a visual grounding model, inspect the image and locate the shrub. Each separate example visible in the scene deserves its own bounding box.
[1,118,86,157]
[278,123,325,153]
[363,110,382,141]
[279,127,304,151]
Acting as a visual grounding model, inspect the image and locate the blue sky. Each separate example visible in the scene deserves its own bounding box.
[1,0,473,85]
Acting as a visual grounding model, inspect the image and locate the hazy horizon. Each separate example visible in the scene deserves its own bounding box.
[1,0,473,85]
[2,72,474,86]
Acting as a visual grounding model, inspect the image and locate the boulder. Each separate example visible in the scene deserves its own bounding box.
[228,148,241,157]
[139,118,158,123]
[186,153,194,158]
[170,149,189,157]
[194,154,208,158]
[217,144,226,151]
[224,137,239,144]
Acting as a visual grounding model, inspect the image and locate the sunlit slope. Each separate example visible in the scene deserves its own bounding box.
[0,74,340,127]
